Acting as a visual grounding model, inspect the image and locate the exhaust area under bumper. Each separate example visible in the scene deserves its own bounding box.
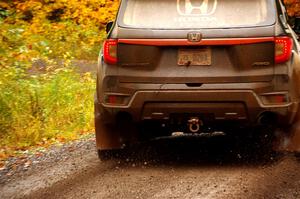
[99,90,297,126]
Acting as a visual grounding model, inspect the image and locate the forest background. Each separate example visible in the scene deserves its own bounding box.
[0,0,298,160]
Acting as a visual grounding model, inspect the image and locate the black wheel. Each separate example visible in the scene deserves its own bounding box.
[248,125,276,158]
[97,149,122,160]
[230,125,276,160]
[295,152,300,159]
[256,125,275,150]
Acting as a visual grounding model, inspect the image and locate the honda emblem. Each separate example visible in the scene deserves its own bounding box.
[187,32,202,42]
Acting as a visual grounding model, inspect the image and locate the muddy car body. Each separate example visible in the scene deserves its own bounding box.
[95,0,300,157]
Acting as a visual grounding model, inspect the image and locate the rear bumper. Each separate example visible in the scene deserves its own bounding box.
[98,89,298,126]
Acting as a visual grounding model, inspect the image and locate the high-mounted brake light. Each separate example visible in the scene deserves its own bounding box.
[275,37,293,64]
[103,39,117,64]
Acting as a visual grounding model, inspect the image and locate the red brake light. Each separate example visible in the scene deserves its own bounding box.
[275,37,293,64]
[108,95,117,104]
[103,39,117,64]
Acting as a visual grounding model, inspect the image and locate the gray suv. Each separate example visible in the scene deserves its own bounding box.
[95,0,300,159]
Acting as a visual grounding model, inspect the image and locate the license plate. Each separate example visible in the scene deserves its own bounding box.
[178,48,212,66]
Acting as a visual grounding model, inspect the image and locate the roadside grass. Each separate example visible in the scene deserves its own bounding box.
[0,65,95,162]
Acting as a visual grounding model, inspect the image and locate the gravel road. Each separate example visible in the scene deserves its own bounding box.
[1,134,300,199]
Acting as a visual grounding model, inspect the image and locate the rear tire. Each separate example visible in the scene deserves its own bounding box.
[246,125,276,158]
[95,98,132,150]
[255,125,275,151]
[231,125,276,159]
[97,149,122,160]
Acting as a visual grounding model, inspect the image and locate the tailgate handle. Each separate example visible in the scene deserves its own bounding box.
[186,83,203,87]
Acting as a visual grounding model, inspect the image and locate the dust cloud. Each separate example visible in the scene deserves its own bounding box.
[276,63,300,153]
[280,50,300,152]
[275,59,300,153]
[277,110,300,153]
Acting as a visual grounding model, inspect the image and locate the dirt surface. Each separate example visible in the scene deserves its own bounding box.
[1,135,300,199]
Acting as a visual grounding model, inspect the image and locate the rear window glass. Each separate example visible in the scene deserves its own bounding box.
[119,0,276,29]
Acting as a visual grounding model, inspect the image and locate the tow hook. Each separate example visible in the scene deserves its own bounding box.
[188,117,202,133]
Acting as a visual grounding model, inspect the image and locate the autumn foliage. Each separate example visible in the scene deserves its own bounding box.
[284,0,300,16]
[0,0,119,59]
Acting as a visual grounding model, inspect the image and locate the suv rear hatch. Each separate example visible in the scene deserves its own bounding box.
[107,0,283,84]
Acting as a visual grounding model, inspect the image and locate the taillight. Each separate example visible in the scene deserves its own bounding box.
[275,37,293,64]
[103,39,117,64]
